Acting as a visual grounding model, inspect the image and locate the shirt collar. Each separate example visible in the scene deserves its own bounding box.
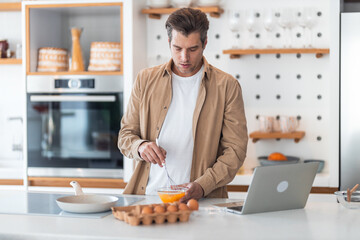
[163,56,210,80]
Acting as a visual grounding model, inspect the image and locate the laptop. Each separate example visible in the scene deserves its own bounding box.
[215,162,319,215]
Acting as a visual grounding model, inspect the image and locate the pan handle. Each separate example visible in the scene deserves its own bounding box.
[70,181,84,195]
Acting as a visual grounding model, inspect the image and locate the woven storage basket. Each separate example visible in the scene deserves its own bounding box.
[37,47,68,72]
[88,42,121,71]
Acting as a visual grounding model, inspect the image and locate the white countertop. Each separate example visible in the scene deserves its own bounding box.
[0,190,357,240]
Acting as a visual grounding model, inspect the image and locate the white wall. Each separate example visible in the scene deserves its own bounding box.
[0,10,23,162]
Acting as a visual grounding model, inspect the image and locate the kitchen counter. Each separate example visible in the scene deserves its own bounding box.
[0,191,356,240]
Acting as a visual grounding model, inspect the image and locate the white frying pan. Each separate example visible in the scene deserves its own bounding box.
[56,181,118,213]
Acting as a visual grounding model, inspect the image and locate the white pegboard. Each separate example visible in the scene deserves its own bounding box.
[144,0,339,186]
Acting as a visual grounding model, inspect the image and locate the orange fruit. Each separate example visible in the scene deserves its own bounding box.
[268,152,287,161]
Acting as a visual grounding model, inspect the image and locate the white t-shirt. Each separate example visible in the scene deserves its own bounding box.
[145,65,204,195]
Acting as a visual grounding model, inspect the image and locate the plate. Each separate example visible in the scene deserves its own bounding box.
[258,156,300,166]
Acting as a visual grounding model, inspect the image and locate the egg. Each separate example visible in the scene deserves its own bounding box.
[141,206,154,214]
[178,203,190,211]
[154,205,166,213]
[167,204,178,212]
[187,199,199,210]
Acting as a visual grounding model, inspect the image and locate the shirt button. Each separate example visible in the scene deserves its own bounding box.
[164,106,167,109]
[141,186,144,190]
[157,127,159,130]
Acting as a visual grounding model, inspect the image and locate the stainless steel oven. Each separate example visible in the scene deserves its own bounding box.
[26,75,123,178]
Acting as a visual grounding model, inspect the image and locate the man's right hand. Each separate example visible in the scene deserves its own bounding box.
[138,141,167,167]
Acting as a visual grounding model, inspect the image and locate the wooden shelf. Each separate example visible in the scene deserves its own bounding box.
[0,58,22,64]
[223,48,330,59]
[249,131,305,143]
[28,177,126,188]
[27,71,122,76]
[141,6,224,19]
[0,2,21,11]
[0,179,23,185]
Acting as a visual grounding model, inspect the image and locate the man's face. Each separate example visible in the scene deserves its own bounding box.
[169,30,207,77]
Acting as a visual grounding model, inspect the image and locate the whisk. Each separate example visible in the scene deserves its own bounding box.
[155,138,181,190]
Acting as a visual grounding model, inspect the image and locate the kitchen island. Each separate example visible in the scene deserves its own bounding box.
[0,190,356,240]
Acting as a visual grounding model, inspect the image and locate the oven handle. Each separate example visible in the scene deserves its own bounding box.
[30,95,116,102]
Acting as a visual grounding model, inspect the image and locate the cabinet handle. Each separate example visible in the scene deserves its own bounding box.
[30,95,116,102]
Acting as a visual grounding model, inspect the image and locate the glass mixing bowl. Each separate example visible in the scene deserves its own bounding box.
[334,191,360,209]
[157,187,187,203]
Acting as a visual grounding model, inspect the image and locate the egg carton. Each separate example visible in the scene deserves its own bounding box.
[112,204,193,226]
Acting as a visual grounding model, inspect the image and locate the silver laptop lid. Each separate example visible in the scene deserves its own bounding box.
[241,162,319,215]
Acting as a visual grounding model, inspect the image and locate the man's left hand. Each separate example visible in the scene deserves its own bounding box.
[177,182,204,203]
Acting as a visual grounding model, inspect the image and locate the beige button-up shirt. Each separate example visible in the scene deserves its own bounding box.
[118,57,248,198]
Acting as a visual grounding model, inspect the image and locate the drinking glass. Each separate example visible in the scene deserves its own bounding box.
[303,8,317,48]
[278,8,296,48]
[228,10,241,49]
[297,9,308,48]
[245,9,256,48]
[263,9,277,48]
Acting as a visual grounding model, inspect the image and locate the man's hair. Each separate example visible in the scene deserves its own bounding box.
[165,8,209,47]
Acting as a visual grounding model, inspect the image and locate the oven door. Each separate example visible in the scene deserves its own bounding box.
[27,93,123,171]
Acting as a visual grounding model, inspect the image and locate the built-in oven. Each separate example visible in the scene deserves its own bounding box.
[26,75,123,178]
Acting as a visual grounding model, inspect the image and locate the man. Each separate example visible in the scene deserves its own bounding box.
[118,8,248,202]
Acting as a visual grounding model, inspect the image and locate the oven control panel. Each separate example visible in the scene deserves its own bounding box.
[55,79,95,89]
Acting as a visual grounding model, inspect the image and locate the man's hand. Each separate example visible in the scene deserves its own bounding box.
[178,182,204,203]
[138,141,167,167]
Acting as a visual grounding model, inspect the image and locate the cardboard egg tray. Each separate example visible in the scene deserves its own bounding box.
[112,204,193,226]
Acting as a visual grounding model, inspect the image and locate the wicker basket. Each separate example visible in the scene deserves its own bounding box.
[88,42,121,71]
[37,47,68,72]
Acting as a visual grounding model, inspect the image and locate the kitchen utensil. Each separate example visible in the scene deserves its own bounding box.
[334,190,360,209]
[37,47,68,72]
[155,138,180,189]
[56,181,118,213]
[70,27,85,71]
[304,159,325,173]
[258,156,299,166]
[88,42,121,71]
